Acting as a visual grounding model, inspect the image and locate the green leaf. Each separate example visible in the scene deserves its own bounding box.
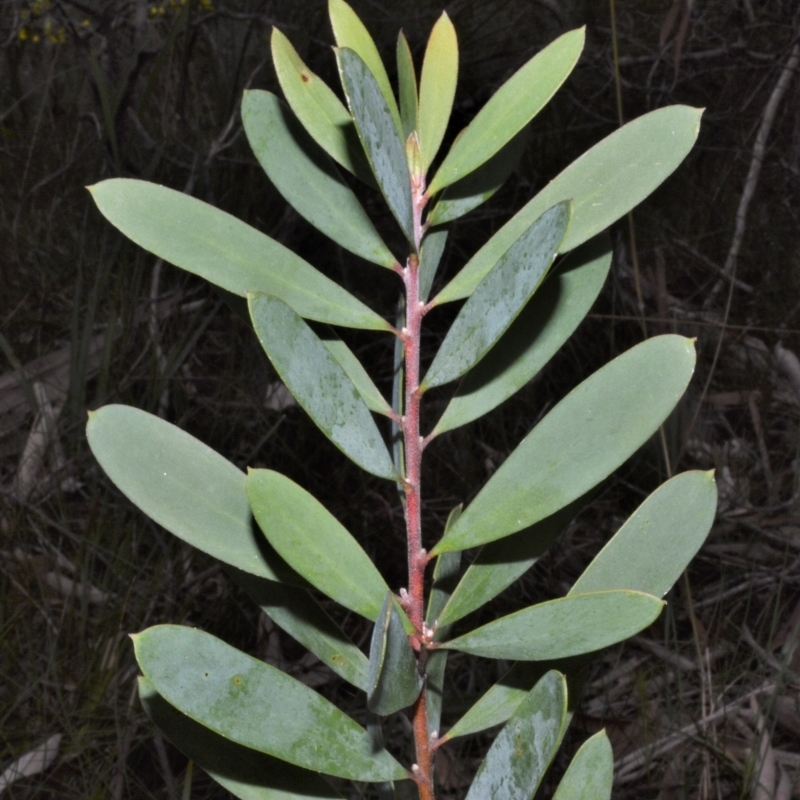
[336,47,415,245]
[247,469,389,620]
[427,128,528,227]
[423,201,570,390]
[88,179,389,332]
[432,335,696,554]
[442,590,664,660]
[230,569,370,691]
[428,28,584,195]
[270,27,375,185]
[138,677,343,800]
[552,730,614,800]
[396,31,418,139]
[133,625,408,782]
[435,105,703,303]
[442,658,589,743]
[569,470,717,598]
[418,12,458,171]
[86,405,302,585]
[432,235,611,436]
[249,294,397,480]
[242,90,397,269]
[419,228,448,303]
[329,0,402,135]
[320,329,393,416]
[464,671,567,800]
[367,593,423,715]
[438,499,582,627]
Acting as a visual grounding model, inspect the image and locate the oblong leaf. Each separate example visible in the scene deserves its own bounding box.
[427,127,528,227]
[336,47,415,245]
[247,469,389,620]
[367,593,423,715]
[438,500,581,627]
[418,12,458,171]
[442,590,664,660]
[242,90,397,269]
[139,677,343,800]
[422,201,570,390]
[249,293,397,480]
[464,671,567,800]
[569,470,717,598]
[552,730,613,800]
[432,235,611,436]
[86,405,302,585]
[435,105,703,303]
[433,335,696,554]
[428,28,585,195]
[230,569,370,691]
[133,625,408,782]
[419,228,448,303]
[88,179,389,331]
[396,31,418,139]
[271,27,375,185]
[329,0,402,135]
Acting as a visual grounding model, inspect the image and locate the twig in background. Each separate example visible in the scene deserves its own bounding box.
[748,392,778,506]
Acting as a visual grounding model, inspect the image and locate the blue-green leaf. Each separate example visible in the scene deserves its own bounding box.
[464,671,567,800]
[247,469,389,620]
[422,201,571,390]
[419,228,448,303]
[139,676,343,800]
[433,335,696,554]
[86,405,303,585]
[367,593,423,715]
[242,90,397,269]
[432,234,611,436]
[249,293,397,480]
[230,568,370,690]
[435,105,703,303]
[396,31,418,140]
[442,590,664,660]
[133,625,408,782]
[570,470,717,598]
[336,47,415,245]
[88,179,389,331]
[552,730,614,800]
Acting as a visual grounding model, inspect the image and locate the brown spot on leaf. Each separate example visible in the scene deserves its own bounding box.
[301,72,310,83]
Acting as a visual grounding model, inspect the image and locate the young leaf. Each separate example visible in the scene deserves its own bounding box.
[139,677,344,800]
[569,470,717,598]
[396,31,418,139]
[428,28,585,195]
[432,335,696,554]
[320,329,393,416]
[230,569,370,691]
[432,235,611,436]
[422,201,570,390]
[86,405,303,586]
[426,127,529,226]
[88,179,389,332]
[336,47,415,245]
[248,293,397,481]
[441,590,664,660]
[247,469,389,620]
[552,730,614,800]
[418,12,458,171]
[464,671,567,800]
[367,593,423,715]
[438,499,582,627]
[133,625,408,782]
[435,105,703,303]
[241,90,397,269]
[329,0,403,135]
[419,227,448,303]
[271,27,375,185]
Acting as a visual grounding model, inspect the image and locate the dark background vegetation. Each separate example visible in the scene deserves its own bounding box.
[2,0,800,797]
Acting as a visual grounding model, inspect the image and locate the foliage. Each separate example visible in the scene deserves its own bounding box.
[86,3,715,798]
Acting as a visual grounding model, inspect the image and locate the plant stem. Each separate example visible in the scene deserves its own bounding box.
[403,179,435,800]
